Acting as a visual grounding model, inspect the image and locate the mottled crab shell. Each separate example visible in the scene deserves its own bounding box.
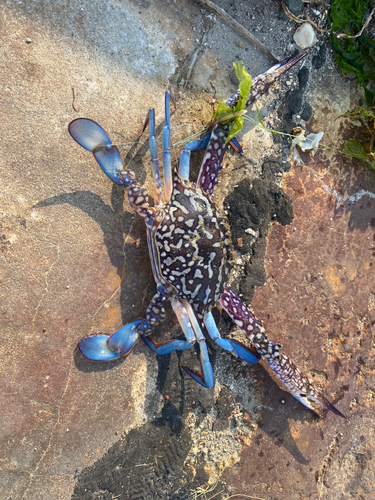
[155,173,232,320]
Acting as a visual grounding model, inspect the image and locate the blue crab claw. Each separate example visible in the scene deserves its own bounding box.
[78,335,122,361]
[78,320,142,361]
[93,145,124,185]
[69,118,124,185]
[69,118,112,151]
[179,341,215,389]
[107,320,142,354]
[179,358,215,389]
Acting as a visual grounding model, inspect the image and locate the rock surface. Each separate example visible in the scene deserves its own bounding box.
[1,1,374,499]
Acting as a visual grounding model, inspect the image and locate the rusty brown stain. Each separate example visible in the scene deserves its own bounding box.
[322,265,345,297]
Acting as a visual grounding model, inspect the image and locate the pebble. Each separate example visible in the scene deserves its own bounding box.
[25,38,32,44]
[293,23,317,49]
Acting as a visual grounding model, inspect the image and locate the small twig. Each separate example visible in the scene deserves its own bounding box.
[207,489,225,500]
[224,494,267,500]
[370,130,375,155]
[281,1,329,33]
[198,0,279,63]
[227,409,241,420]
[72,87,80,112]
[335,7,375,39]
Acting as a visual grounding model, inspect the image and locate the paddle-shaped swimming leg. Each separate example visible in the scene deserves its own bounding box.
[219,286,345,417]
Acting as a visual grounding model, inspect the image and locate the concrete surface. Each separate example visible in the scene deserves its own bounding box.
[0,1,374,499]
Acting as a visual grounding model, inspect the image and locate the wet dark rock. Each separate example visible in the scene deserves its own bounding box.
[312,44,326,70]
[280,0,303,19]
[225,167,293,302]
[301,102,312,121]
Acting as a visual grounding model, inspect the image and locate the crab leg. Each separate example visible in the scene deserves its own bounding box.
[162,90,176,201]
[68,118,157,219]
[179,134,209,179]
[219,286,345,417]
[142,299,215,388]
[197,52,308,195]
[142,298,195,354]
[178,300,215,388]
[79,288,172,361]
[203,311,260,364]
[143,108,163,206]
[227,52,308,109]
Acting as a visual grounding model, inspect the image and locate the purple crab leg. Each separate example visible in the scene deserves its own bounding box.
[204,311,260,364]
[162,90,176,201]
[143,109,162,206]
[227,52,308,109]
[196,123,231,195]
[180,133,242,181]
[219,286,345,417]
[197,52,308,195]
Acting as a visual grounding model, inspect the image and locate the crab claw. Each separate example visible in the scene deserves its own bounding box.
[68,118,124,185]
[78,335,122,361]
[179,340,215,389]
[267,353,346,417]
[78,320,142,361]
[69,118,112,151]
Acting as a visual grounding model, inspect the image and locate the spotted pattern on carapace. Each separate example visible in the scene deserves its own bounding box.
[155,173,232,320]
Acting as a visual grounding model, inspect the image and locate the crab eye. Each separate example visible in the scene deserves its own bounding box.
[195,199,207,211]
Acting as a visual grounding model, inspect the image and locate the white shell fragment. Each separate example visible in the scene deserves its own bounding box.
[293,23,317,49]
[292,130,324,165]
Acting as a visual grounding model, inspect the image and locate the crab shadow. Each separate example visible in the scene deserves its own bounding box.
[251,364,314,465]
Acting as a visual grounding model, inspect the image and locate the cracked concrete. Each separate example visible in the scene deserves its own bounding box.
[1,0,374,499]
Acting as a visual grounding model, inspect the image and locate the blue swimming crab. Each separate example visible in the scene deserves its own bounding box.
[69,54,344,417]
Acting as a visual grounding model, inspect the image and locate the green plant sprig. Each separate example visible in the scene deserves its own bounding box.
[330,0,375,106]
[212,61,252,144]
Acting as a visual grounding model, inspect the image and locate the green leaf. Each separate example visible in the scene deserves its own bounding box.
[255,103,266,129]
[330,0,375,109]
[213,61,252,144]
[340,106,375,121]
[226,116,244,143]
[233,61,252,112]
[364,87,375,107]
[213,101,234,122]
[330,0,369,31]
[344,138,371,162]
